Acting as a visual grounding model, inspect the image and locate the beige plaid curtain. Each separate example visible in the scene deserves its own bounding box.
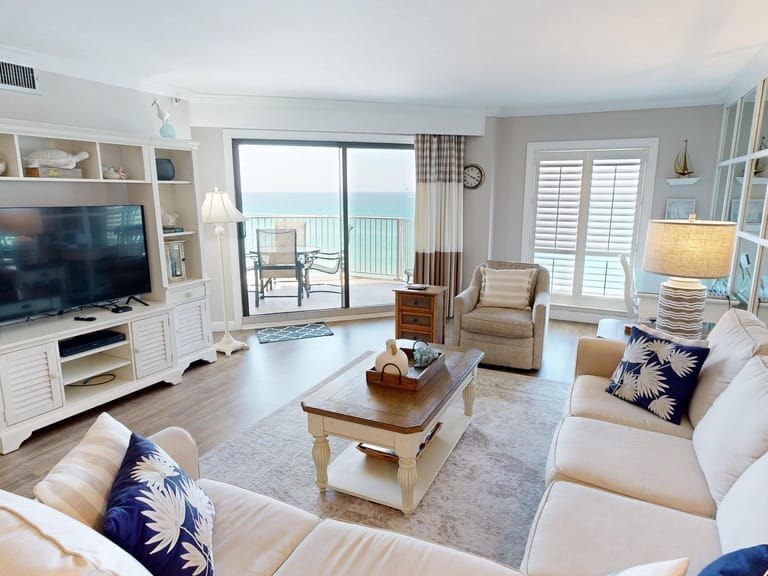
[413,134,464,317]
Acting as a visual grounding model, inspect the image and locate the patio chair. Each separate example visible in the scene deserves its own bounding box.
[254,228,304,307]
[306,251,342,295]
[275,220,306,245]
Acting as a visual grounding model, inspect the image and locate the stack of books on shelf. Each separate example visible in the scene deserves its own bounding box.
[163,226,184,233]
[25,167,83,178]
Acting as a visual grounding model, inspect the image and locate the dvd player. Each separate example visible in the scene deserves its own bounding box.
[59,329,126,357]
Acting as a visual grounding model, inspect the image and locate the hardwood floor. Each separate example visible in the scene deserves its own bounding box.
[0,318,595,497]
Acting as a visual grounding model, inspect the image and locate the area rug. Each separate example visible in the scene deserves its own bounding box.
[255,322,333,343]
[200,356,569,569]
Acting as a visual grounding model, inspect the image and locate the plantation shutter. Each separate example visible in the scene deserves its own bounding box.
[533,159,583,294]
[532,148,645,303]
[582,157,641,297]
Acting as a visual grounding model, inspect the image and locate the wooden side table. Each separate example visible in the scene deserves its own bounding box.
[394,285,447,344]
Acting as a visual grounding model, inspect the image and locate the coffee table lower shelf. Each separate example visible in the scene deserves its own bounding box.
[325,400,470,513]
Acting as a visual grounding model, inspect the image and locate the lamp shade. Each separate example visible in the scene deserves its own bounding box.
[200,187,244,224]
[642,219,736,279]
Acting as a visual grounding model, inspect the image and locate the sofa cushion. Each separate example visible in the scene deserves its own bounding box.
[0,488,151,575]
[461,306,533,338]
[33,411,131,529]
[716,444,768,553]
[546,417,714,517]
[606,325,709,424]
[478,266,537,310]
[568,375,694,439]
[611,558,689,576]
[198,478,320,576]
[698,544,768,576]
[274,518,520,576]
[103,433,215,576]
[521,481,721,576]
[689,308,768,427]
[693,355,768,505]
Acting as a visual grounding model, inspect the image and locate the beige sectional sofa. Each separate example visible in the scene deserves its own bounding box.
[522,308,768,575]
[0,418,521,575]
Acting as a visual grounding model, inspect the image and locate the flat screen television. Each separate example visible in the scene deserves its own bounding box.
[0,205,152,324]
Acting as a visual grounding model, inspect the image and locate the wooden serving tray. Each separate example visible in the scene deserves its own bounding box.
[365,347,446,391]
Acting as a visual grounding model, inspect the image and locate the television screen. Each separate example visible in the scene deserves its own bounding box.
[0,205,152,324]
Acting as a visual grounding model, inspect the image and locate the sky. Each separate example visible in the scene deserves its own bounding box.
[238,144,415,194]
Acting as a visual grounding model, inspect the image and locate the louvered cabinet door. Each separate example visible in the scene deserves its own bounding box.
[174,298,212,358]
[0,343,62,426]
[132,313,174,380]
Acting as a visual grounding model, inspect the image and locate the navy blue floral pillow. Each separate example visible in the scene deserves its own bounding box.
[104,432,215,576]
[698,544,768,575]
[606,325,710,424]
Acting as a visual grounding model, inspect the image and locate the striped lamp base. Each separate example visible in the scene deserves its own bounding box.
[655,278,706,339]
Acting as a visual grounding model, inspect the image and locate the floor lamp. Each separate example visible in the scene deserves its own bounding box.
[642,216,736,339]
[201,187,249,356]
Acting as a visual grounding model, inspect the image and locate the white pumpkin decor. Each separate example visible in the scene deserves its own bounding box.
[375,339,409,376]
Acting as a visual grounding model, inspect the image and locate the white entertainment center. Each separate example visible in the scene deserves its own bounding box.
[0,119,217,453]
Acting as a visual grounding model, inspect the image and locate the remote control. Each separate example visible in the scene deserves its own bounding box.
[74,316,97,321]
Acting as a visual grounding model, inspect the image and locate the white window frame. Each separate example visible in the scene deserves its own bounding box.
[522,138,659,316]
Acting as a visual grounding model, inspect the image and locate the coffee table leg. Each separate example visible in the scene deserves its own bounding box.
[312,434,330,491]
[397,456,418,516]
[463,368,477,416]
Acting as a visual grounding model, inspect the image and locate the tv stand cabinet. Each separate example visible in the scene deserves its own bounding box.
[0,303,181,453]
[0,119,218,452]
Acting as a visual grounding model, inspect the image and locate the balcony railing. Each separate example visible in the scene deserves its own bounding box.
[243,215,415,280]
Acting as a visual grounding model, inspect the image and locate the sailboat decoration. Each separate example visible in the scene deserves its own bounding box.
[754,136,767,176]
[674,139,694,177]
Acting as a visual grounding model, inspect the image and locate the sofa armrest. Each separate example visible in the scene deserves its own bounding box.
[574,336,626,379]
[453,286,479,341]
[532,290,550,326]
[454,286,480,321]
[149,426,200,480]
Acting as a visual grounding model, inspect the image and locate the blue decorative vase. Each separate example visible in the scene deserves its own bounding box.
[156,158,175,181]
[159,121,176,139]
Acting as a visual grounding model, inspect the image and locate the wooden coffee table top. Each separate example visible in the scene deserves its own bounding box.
[301,347,484,434]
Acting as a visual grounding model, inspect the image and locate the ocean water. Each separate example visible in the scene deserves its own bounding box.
[242,191,415,218]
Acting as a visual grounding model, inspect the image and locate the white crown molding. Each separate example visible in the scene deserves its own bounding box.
[493,95,725,118]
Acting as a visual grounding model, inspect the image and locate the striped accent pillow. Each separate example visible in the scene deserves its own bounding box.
[33,412,131,529]
[478,267,538,309]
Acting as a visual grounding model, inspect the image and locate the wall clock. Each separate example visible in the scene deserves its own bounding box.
[463,164,484,189]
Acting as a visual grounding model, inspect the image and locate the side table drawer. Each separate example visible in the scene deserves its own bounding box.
[398,294,433,310]
[400,313,432,328]
[399,329,431,343]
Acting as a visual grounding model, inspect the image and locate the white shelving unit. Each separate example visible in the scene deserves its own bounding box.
[0,119,217,453]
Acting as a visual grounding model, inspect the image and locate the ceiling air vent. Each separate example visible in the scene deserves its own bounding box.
[0,61,39,93]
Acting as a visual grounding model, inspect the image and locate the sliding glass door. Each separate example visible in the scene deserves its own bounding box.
[232,139,414,320]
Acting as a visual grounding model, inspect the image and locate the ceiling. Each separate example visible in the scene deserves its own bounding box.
[2,0,767,115]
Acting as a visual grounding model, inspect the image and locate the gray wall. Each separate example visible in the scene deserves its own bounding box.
[0,71,190,139]
[464,105,723,292]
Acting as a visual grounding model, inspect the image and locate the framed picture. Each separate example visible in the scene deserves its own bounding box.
[665,198,696,220]
[164,240,187,282]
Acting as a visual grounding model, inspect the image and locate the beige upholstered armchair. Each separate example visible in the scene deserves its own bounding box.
[454,261,550,370]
